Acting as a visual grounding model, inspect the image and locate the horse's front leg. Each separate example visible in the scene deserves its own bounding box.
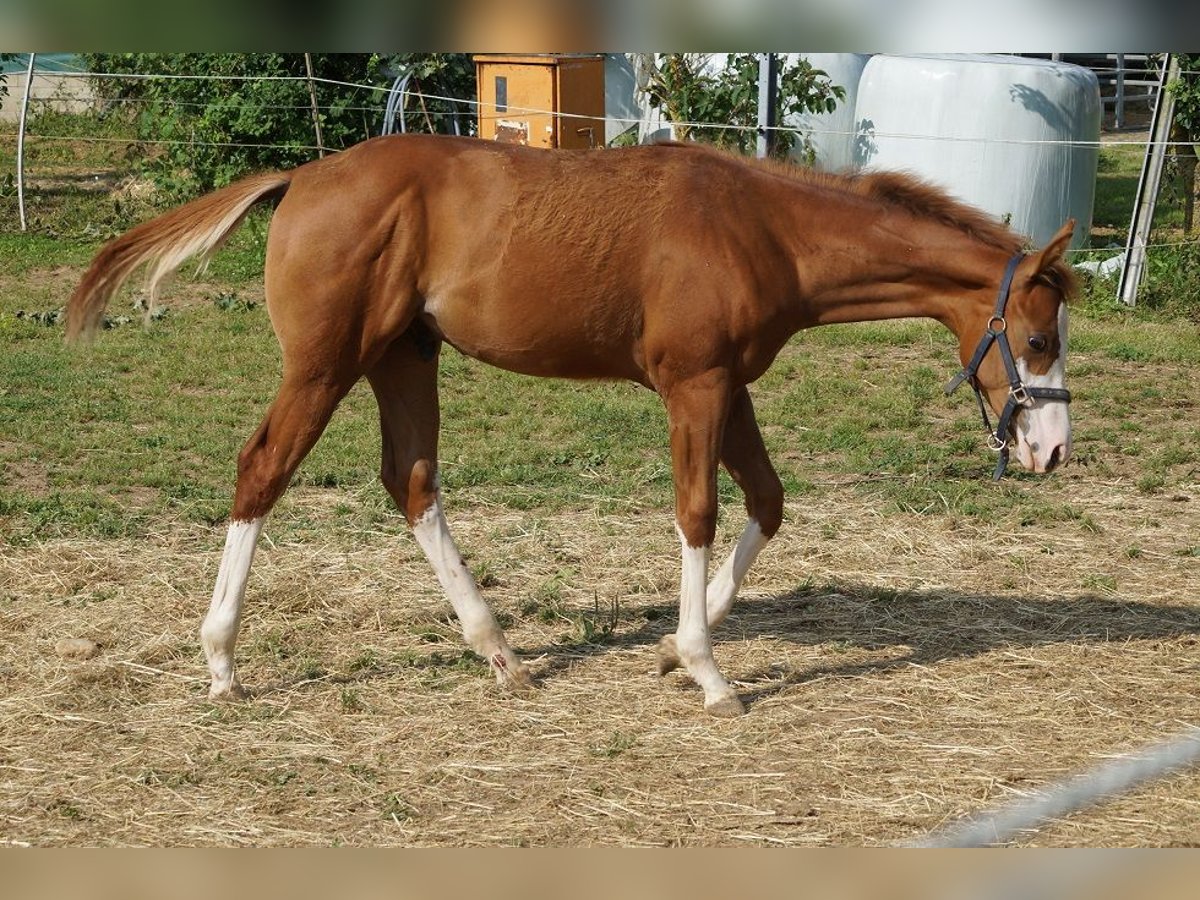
[658,386,782,676]
[660,370,745,717]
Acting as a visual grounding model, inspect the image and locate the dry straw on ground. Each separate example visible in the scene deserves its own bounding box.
[2,471,1198,847]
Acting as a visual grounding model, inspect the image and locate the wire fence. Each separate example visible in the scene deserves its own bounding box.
[4,57,1199,265]
[11,60,1200,149]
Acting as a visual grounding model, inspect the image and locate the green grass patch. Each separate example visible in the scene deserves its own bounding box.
[1091,144,1141,235]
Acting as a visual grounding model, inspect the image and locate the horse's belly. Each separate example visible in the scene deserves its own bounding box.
[420,297,643,382]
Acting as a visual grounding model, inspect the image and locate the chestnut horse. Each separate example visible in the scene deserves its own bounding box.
[67,134,1075,717]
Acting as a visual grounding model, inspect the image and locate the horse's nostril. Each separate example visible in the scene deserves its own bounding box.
[1046,445,1063,472]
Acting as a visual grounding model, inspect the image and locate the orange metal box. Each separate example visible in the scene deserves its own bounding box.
[474,54,606,149]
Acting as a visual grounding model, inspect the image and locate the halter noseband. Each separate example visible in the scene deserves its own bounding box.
[944,253,1072,481]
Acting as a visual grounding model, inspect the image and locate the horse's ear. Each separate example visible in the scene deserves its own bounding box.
[1031,219,1075,273]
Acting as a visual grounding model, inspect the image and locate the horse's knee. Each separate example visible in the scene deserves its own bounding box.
[236,418,269,479]
[378,453,407,508]
[233,425,285,520]
[676,498,718,548]
[378,431,441,526]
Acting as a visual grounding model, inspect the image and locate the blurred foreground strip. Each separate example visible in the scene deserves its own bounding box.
[914,727,1200,847]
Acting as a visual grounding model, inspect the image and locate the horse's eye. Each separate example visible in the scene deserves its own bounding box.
[1028,335,1048,353]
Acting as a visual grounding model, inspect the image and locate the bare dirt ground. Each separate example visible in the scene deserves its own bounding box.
[2,471,1198,847]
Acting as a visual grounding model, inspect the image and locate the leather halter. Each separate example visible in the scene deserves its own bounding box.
[944,253,1072,481]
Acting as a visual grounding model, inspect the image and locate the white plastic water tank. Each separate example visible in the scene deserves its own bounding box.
[604,54,641,144]
[851,54,1100,248]
[785,53,873,172]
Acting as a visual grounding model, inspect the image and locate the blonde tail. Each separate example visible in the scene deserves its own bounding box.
[65,172,292,344]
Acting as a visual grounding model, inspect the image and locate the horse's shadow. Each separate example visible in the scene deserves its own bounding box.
[522,581,1200,708]
[244,581,1200,706]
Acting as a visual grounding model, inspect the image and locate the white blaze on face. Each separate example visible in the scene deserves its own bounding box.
[1013,303,1071,473]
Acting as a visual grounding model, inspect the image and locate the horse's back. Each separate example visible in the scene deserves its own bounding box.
[267,135,793,383]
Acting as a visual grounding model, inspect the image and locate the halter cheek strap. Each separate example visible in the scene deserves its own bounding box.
[944,253,1072,481]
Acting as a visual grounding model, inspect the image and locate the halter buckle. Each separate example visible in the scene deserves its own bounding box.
[1009,384,1032,407]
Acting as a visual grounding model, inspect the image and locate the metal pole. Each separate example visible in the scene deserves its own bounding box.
[756,53,779,158]
[914,727,1200,847]
[304,53,325,158]
[1115,53,1126,130]
[1117,54,1178,307]
[16,52,34,231]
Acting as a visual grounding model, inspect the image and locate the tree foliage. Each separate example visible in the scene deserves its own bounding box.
[1168,54,1200,138]
[79,54,473,200]
[81,54,384,198]
[78,54,482,200]
[0,53,19,104]
[640,54,844,160]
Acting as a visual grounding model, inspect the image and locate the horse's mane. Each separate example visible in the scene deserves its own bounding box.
[659,142,1076,295]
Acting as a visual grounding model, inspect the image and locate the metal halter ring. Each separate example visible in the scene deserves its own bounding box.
[986,432,1008,452]
[988,315,1007,334]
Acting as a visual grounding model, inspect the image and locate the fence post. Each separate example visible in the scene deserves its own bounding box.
[304,53,326,158]
[1118,54,1178,307]
[1115,53,1126,130]
[16,52,34,231]
[756,53,778,159]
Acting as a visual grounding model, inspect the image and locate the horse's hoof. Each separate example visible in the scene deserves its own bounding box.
[506,664,535,694]
[492,652,534,693]
[208,680,248,701]
[656,635,682,675]
[704,694,746,718]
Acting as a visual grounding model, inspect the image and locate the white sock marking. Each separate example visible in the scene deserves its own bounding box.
[412,495,518,681]
[706,519,770,627]
[201,517,263,695]
[674,524,736,707]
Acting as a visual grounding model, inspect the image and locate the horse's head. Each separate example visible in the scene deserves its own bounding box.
[950,220,1076,478]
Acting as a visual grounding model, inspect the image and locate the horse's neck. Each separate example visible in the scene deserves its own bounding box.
[797,221,1010,335]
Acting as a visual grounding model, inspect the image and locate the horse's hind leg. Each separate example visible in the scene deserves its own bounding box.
[658,386,782,676]
[367,328,531,691]
[202,368,354,698]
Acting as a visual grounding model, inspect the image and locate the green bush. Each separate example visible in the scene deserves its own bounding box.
[0,53,17,102]
[1167,53,1199,232]
[381,53,476,137]
[78,54,473,201]
[1140,241,1200,318]
[80,54,383,198]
